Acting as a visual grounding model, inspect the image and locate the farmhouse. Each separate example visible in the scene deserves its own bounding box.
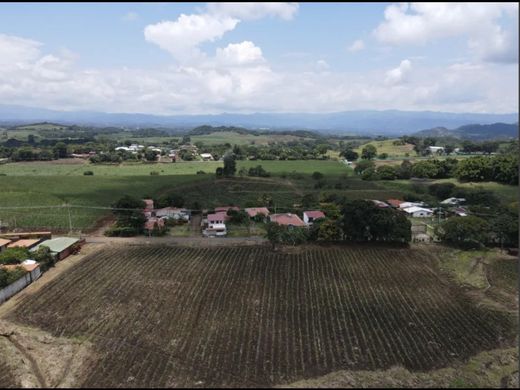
[7,239,41,249]
[154,207,190,221]
[31,237,81,260]
[441,197,466,205]
[200,153,214,161]
[387,199,403,208]
[303,211,325,226]
[270,213,305,227]
[203,213,227,237]
[245,207,270,219]
[215,206,240,214]
[0,239,10,252]
[428,146,445,154]
[371,200,390,208]
[399,201,425,209]
[402,206,433,218]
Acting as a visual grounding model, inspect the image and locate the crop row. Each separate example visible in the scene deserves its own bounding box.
[9,246,516,387]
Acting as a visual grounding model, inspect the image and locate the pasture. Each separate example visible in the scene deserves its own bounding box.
[355,139,415,158]
[4,245,516,388]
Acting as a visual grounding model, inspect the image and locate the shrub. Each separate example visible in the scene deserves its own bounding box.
[150,171,160,176]
[83,170,94,176]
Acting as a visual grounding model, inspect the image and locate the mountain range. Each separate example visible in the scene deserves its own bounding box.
[0,104,517,136]
[413,122,518,141]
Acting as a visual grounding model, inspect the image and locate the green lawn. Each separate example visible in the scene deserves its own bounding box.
[0,159,350,177]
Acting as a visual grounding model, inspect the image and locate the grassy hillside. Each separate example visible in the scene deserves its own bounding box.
[355,139,415,157]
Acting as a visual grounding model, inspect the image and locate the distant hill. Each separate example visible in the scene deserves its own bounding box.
[0,104,517,136]
[414,122,518,141]
[188,125,323,139]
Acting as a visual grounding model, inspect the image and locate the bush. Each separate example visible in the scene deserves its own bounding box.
[436,216,490,249]
[104,227,140,237]
[150,171,160,176]
[83,171,94,176]
[376,165,397,180]
[312,171,324,180]
[196,170,206,175]
[0,248,29,265]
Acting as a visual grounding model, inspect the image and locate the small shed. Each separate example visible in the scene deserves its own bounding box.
[0,239,11,252]
[31,237,81,261]
[7,239,41,249]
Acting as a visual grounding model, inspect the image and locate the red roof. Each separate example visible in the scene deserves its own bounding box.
[0,239,11,247]
[7,239,40,249]
[304,210,325,219]
[270,213,305,227]
[387,199,403,207]
[245,207,270,218]
[207,212,227,223]
[214,206,240,213]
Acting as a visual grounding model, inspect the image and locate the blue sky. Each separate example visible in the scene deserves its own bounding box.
[0,2,517,114]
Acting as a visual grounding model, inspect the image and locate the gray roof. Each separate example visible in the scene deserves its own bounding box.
[32,237,80,253]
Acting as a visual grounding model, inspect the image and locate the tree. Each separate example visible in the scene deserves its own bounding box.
[181,135,191,144]
[340,200,410,243]
[361,144,377,160]
[144,149,158,161]
[397,160,413,179]
[444,144,455,155]
[53,142,68,159]
[354,159,375,175]
[111,195,146,233]
[265,222,285,250]
[378,153,388,159]
[340,149,359,161]
[223,153,236,177]
[376,165,397,180]
[411,160,439,178]
[32,246,55,271]
[435,216,489,249]
[0,248,30,265]
[490,210,519,249]
[361,167,380,181]
[215,167,224,177]
[310,219,341,241]
[455,156,492,182]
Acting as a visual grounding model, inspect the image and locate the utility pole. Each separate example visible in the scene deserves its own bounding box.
[67,204,73,234]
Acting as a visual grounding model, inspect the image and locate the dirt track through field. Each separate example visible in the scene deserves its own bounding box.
[4,245,517,388]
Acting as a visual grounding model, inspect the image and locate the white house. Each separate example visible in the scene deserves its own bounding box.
[402,206,433,218]
[303,211,325,226]
[200,153,214,161]
[399,201,425,209]
[440,197,466,205]
[203,213,227,237]
[428,146,445,154]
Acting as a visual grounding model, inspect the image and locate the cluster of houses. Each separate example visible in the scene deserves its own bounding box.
[202,206,326,237]
[0,232,83,303]
[142,199,191,233]
[370,197,468,218]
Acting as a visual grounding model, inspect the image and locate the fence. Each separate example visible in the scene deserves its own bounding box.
[0,266,41,304]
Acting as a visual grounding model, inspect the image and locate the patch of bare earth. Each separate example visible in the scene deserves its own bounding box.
[0,320,95,388]
[279,348,518,388]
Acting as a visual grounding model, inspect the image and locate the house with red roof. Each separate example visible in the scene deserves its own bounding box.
[245,207,270,219]
[303,211,326,226]
[203,213,227,237]
[214,206,240,214]
[387,199,403,208]
[270,213,305,228]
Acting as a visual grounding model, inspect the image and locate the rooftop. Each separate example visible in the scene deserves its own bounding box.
[32,237,80,253]
[270,213,305,227]
[245,207,270,218]
[8,239,40,249]
[0,238,11,247]
[304,210,326,219]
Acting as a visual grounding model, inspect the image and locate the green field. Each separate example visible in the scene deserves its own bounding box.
[355,139,415,157]
[191,131,310,146]
[0,160,354,230]
[0,159,348,176]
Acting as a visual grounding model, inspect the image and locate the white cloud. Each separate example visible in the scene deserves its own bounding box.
[348,39,365,52]
[144,13,239,62]
[0,33,517,115]
[315,60,330,71]
[373,3,519,63]
[215,41,265,66]
[385,59,412,86]
[206,2,299,21]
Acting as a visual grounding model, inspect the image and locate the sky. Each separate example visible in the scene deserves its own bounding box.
[0,2,518,115]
